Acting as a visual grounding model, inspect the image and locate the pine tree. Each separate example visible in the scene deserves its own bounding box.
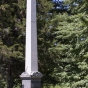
[49,0,88,87]
[0,0,26,87]
[37,0,58,85]
[0,0,59,87]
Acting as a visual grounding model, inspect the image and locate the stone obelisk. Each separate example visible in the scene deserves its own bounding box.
[20,0,42,88]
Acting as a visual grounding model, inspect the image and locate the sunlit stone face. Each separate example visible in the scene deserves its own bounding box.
[25,0,38,74]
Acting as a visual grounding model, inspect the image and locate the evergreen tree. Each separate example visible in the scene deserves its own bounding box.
[0,0,59,87]
[37,0,58,85]
[50,0,88,87]
[0,0,26,88]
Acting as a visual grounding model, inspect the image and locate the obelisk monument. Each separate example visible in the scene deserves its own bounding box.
[20,0,42,88]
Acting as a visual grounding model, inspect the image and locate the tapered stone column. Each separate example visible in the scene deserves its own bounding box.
[20,0,42,88]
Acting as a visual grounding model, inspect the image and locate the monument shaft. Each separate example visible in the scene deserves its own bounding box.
[20,0,42,88]
[25,0,38,74]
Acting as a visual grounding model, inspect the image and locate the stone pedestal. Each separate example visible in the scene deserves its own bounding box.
[20,72,42,88]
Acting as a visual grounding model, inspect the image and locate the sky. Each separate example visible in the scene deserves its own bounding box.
[52,0,63,3]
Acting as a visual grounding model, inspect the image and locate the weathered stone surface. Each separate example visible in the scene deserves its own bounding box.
[22,78,41,88]
[20,72,43,79]
[20,72,42,88]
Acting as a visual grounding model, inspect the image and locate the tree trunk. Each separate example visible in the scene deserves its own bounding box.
[7,64,13,88]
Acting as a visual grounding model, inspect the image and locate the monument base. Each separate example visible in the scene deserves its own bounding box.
[20,72,42,88]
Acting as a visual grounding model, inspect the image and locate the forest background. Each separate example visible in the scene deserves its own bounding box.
[0,0,88,88]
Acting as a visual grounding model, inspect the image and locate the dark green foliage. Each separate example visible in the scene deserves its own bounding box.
[0,0,58,87]
[49,0,88,87]
[37,0,58,85]
[0,0,26,87]
[1,0,88,88]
